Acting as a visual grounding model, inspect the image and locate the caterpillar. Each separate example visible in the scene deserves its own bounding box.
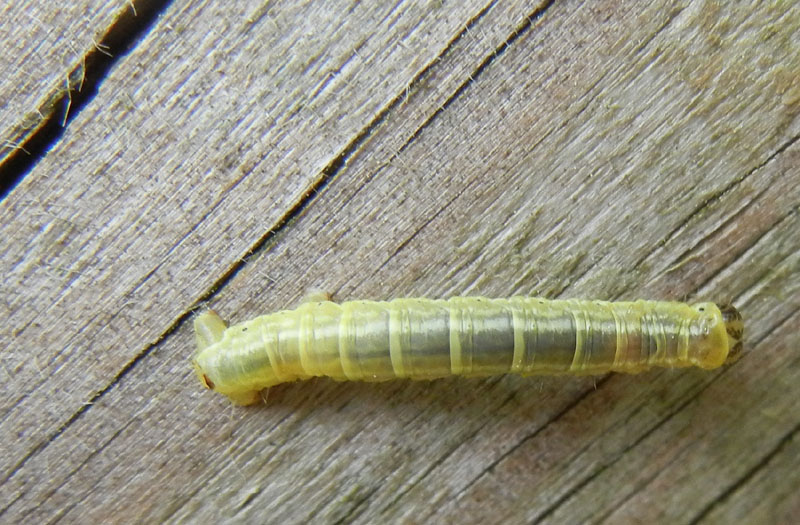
[192,297,744,405]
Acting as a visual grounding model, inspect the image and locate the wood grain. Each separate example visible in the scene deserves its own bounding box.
[0,1,133,167]
[1,0,798,523]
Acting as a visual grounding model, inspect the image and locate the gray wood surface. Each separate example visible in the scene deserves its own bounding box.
[0,1,132,166]
[2,0,798,523]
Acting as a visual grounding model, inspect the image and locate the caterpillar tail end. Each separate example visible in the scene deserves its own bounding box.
[192,310,263,406]
[717,303,744,363]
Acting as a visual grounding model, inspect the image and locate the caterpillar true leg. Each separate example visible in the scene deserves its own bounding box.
[193,310,262,405]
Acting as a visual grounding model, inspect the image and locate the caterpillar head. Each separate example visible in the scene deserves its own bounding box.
[717,303,744,363]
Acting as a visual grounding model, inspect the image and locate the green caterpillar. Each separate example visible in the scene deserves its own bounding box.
[192,297,744,405]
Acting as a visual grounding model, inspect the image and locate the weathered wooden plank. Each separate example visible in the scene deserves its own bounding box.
[2,0,799,523]
[0,1,131,168]
[435,201,800,524]
[702,415,800,524]
[0,0,551,519]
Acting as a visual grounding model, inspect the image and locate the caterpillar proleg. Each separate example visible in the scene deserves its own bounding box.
[192,297,744,405]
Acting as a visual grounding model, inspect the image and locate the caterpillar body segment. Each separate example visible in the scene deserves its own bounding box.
[192,298,743,405]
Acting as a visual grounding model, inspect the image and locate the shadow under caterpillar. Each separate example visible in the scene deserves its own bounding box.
[192,296,744,405]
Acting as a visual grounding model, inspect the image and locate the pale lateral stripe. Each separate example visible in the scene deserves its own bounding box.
[611,304,626,369]
[510,302,525,373]
[389,305,406,378]
[677,316,690,362]
[449,304,464,375]
[525,299,539,371]
[644,314,655,365]
[653,314,667,361]
[339,303,359,380]
[569,303,586,372]
[261,319,289,382]
[298,308,315,376]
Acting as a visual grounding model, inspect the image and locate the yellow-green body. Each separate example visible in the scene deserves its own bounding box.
[193,297,743,405]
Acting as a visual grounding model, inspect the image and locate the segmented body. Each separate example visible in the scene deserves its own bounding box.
[192,297,743,405]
